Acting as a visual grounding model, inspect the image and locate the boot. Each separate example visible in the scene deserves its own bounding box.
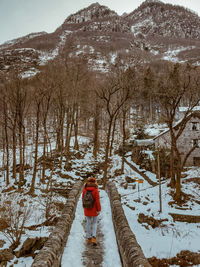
[87,238,92,244]
[91,236,97,245]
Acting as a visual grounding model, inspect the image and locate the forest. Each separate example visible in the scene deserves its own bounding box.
[0,56,200,265]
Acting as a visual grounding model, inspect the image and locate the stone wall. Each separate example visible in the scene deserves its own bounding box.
[106,181,151,267]
[31,180,83,267]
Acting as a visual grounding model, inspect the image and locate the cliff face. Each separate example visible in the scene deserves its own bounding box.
[126,0,200,40]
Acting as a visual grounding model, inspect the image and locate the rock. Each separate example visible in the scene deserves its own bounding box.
[0,249,14,261]
[138,213,167,228]
[114,169,123,176]
[74,152,84,159]
[124,183,128,189]
[0,219,9,231]
[15,237,48,258]
[2,186,16,193]
[138,213,145,224]
[0,240,6,248]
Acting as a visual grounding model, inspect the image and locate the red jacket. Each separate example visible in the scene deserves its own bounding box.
[82,183,101,217]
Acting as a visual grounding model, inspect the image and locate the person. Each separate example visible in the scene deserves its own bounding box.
[82,177,101,245]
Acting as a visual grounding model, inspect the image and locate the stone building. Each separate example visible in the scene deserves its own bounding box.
[153,111,200,166]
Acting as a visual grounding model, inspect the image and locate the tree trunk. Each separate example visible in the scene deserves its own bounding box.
[4,109,9,186]
[74,106,79,150]
[12,119,17,182]
[103,118,113,188]
[109,115,117,157]
[18,128,23,189]
[121,110,126,173]
[22,126,26,181]
[170,148,176,187]
[42,122,47,184]
[65,110,72,154]
[175,158,182,203]
[93,103,99,159]
[59,116,64,168]
[30,108,40,194]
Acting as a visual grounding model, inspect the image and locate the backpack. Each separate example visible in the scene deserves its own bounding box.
[83,190,95,209]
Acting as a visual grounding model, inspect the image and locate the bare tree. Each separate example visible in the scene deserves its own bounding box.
[96,69,131,187]
[155,63,200,202]
[29,84,45,194]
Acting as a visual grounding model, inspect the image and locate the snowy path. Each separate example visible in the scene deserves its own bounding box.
[61,189,121,267]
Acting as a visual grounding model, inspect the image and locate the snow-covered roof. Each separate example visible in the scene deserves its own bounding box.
[154,111,200,140]
[134,139,154,146]
[179,106,200,112]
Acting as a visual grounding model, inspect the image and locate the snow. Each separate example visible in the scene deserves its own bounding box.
[0,132,200,265]
[162,46,196,63]
[145,123,168,137]
[151,49,159,55]
[62,196,85,266]
[62,189,121,267]
[179,106,200,112]
[38,30,72,66]
[131,25,135,33]
[20,68,40,78]
[101,190,121,267]
[110,53,117,64]
[111,154,200,259]
[122,179,200,258]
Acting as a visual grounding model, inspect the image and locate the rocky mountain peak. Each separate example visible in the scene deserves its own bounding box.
[144,0,162,3]
[64,2,118,24]
[126,0,200,40]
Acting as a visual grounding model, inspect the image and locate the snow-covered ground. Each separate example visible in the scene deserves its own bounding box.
[62,190,121,267]
[0,132,199,266]
[162,46,196,63]
[108,153,200,261]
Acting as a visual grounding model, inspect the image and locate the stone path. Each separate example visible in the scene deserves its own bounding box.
[82,216,104,267]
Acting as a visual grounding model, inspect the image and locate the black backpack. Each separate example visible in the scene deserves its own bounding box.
[83,190,95,209]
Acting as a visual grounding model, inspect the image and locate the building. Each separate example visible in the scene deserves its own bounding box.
[153,111,200,166]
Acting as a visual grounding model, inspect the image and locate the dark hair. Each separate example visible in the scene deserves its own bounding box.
[88,177,96,183]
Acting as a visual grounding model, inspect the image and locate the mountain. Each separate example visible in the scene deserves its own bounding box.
[0,1,200,77]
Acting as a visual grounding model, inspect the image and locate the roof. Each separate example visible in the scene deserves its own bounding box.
[153,111,200,140]
[134,139,154,146]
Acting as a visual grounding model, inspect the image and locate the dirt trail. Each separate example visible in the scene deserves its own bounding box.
[82,216,104,267]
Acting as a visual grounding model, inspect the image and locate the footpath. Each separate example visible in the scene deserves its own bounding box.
[61,189,122,267]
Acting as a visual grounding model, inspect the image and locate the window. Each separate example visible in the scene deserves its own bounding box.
[193,157,200,166]
[192,122,198,131]
[193,139,199,147]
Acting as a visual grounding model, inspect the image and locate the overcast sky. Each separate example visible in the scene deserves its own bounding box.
[0,0,200,45]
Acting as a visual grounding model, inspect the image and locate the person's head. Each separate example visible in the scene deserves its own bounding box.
[88,177,96,184]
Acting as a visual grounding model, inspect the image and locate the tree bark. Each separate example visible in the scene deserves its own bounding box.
[103,118,113,188]
[4,102,9,186]
[93,104,99,159]
[121,109,127,173]
[30,106,40,194]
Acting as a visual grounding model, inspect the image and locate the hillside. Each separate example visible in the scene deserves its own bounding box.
[0,0,200,77]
